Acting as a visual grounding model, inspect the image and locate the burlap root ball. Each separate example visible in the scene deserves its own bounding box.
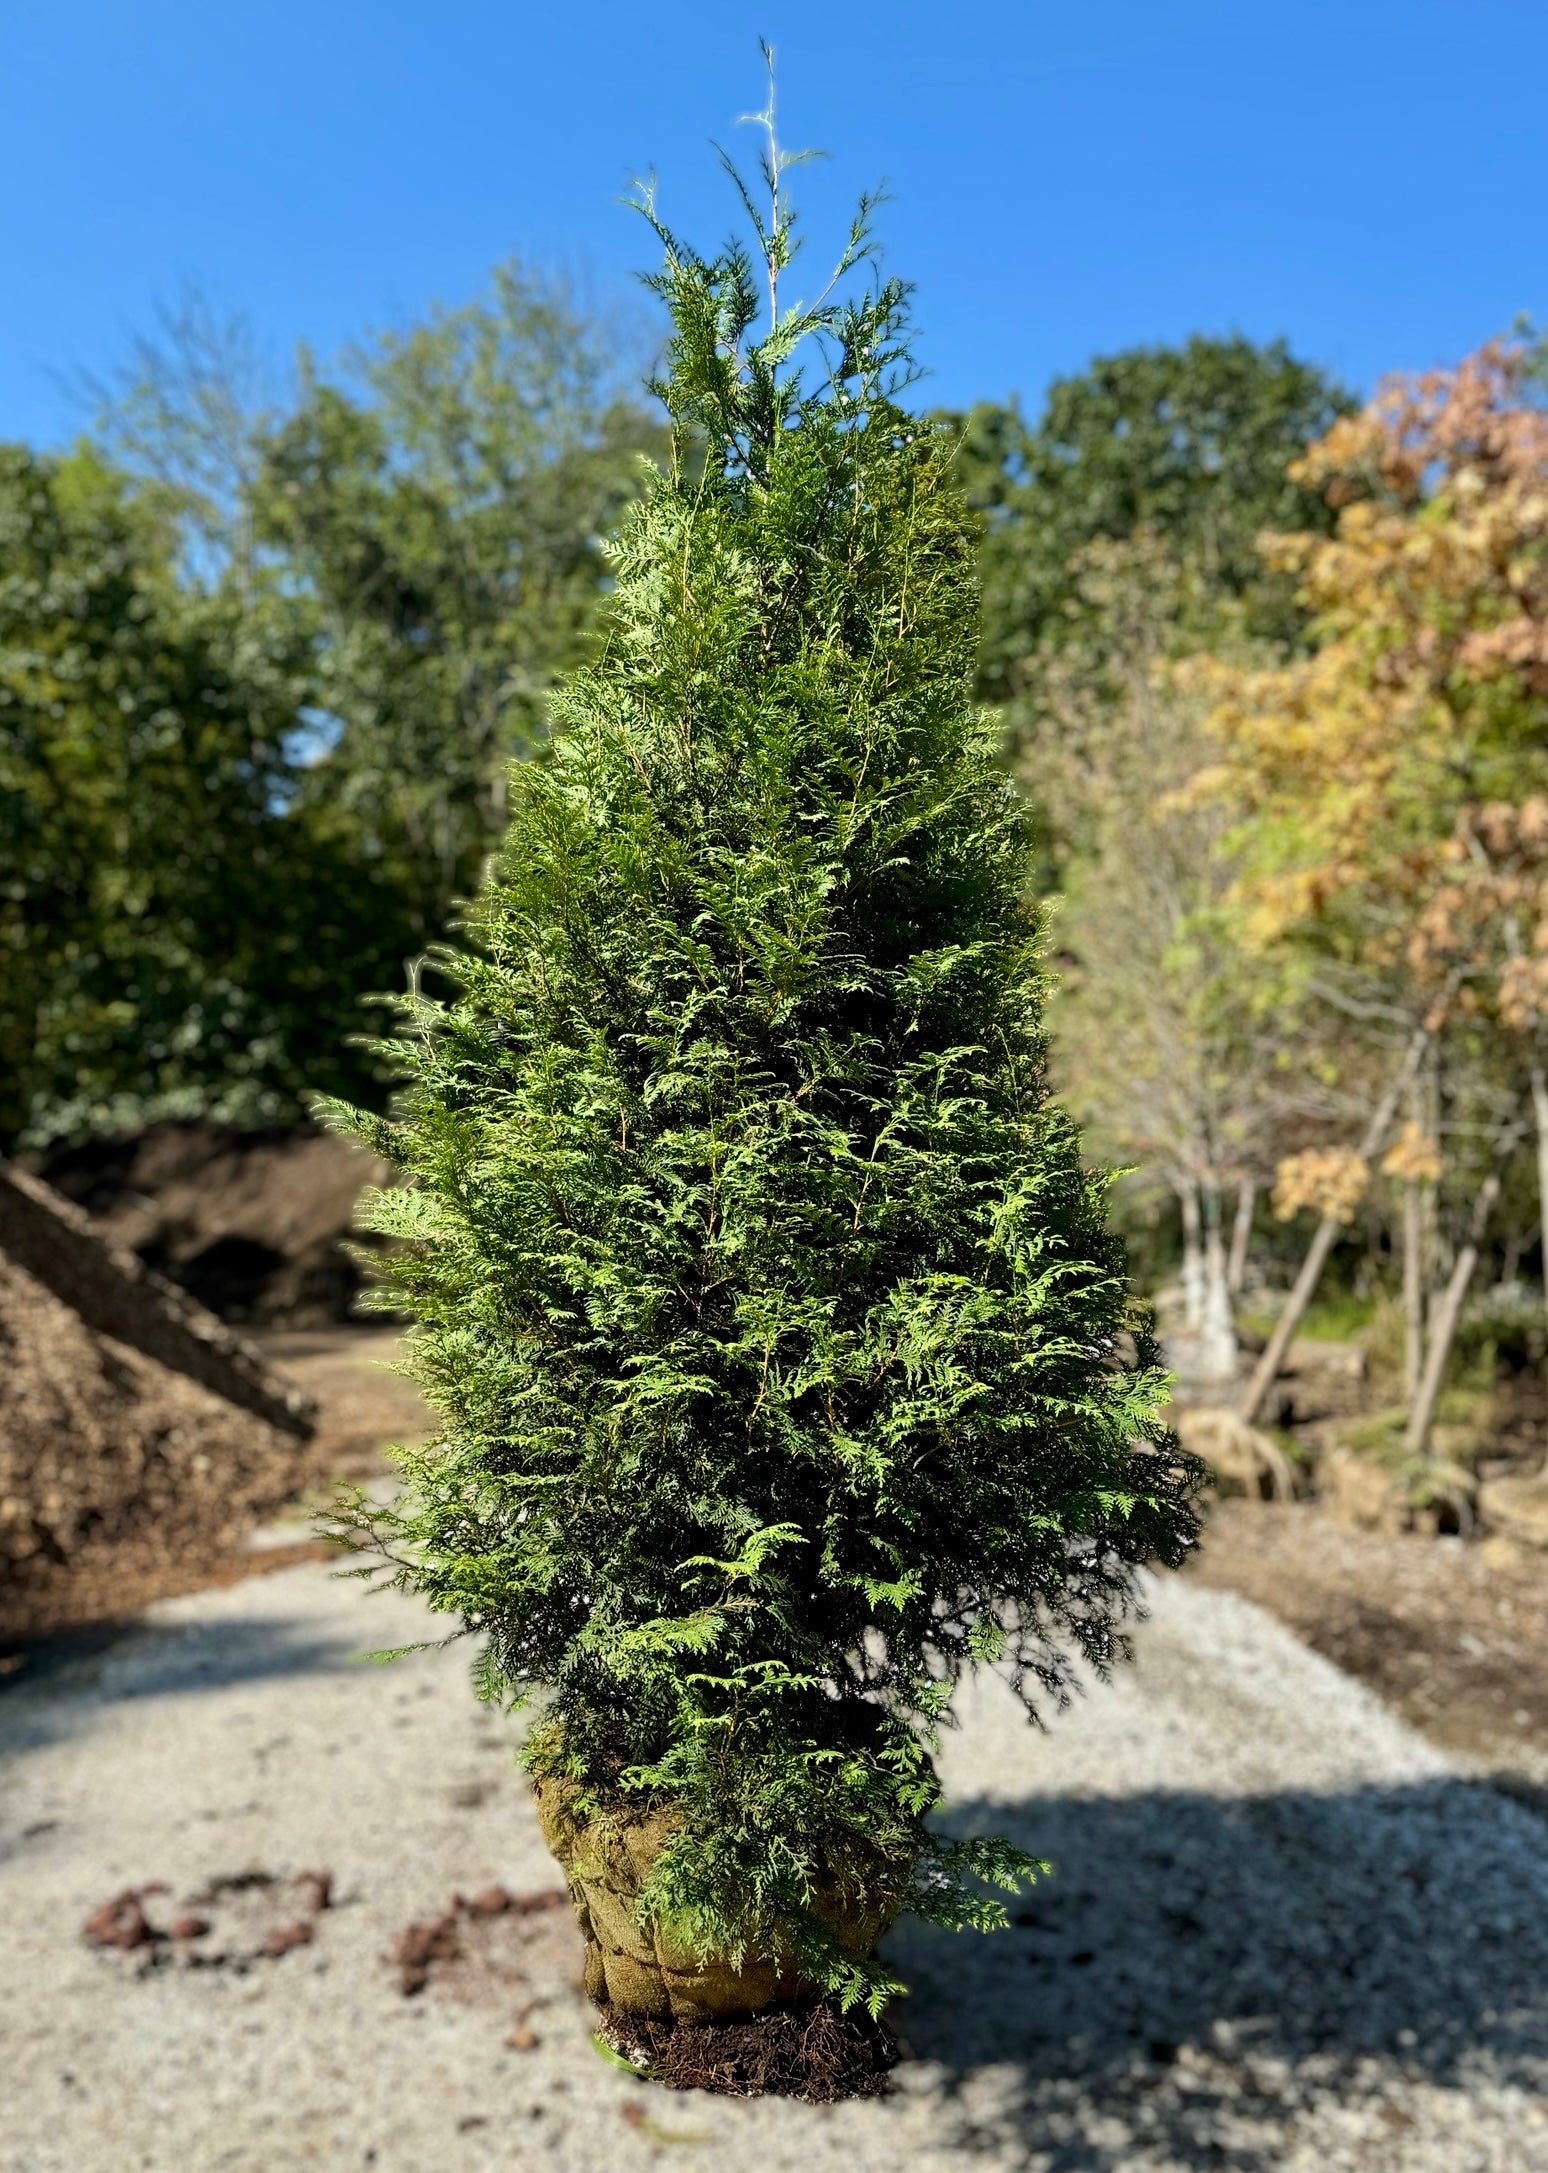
[532,1776,896,2022]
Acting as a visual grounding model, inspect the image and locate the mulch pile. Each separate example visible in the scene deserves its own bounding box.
[0,1170,315,1645]
[597,1996,899,2101]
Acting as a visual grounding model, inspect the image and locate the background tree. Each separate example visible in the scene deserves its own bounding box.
[1043,534,1344,1379]
[1196,343,1548,1438]
[0,443,416,1149]
[953,342,1351,1330]
[3,266,661,1150]
[250,265,663,930]
[74,285,276,580]
[946,334,1354,723]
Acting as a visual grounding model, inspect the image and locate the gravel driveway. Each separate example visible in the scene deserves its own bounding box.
[4,1558,1547,2172]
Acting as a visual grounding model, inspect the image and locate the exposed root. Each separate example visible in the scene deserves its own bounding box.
[596,1996,898,2102]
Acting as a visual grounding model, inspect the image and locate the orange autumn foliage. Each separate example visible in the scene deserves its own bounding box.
[1190,342,1548,954]
[1409,796,1548,1032]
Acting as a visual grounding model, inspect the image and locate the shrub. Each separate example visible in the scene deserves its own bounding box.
[326,156,1197,2012]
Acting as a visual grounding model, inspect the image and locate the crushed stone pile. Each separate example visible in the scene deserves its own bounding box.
[5,1561,1547,2171]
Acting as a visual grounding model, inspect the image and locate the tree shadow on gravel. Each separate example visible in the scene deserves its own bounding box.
[0,1611,385,1759]
[886,1778,1548,2171]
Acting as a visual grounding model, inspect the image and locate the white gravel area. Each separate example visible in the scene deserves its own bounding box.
[4,1559,1548,2172]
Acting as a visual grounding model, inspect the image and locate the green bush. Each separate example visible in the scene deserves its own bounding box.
[328,171,1197,2011]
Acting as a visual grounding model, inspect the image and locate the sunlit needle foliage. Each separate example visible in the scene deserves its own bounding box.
[325,104,1198,2013]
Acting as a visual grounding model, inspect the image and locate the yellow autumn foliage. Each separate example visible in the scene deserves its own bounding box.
[1380,1120,1444,1186]
[1272,1146,1370,1225]
[1192,343,1548,958]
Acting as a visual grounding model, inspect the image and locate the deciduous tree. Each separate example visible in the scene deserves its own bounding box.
[1197,343,1548,1434]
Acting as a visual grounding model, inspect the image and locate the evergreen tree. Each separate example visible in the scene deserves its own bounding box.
[329,140,1197,2013]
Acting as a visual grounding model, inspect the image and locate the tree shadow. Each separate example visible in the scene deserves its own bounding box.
[0,1609,385,1762]
[886,1778,1548,2170]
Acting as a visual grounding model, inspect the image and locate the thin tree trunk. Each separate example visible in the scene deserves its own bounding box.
[1404,1171,1502,1460]
[1179,1177,1204,1334]
[1239,1024,1433,1424]
[1530,1060,1548,1471]
[1198,1184,1239,1381]
[1227,1178,1256,1296]
[1401,1176,1425,1404]
[1238,1217,1341,1425]
[1422,1066,1447,1285]
[1502,918,1548,1467]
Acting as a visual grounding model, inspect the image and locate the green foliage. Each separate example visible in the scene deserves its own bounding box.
[934,338,1356,938]
[1236,1291,1377,1348]
[5,265,659,1150]
[1335,1403,1482,1523]
[949,334,1355,702]
[1458,1277,1546,1375]
[0,443,416,1148]
[251,264,663,926]
[328,168,1197,2001]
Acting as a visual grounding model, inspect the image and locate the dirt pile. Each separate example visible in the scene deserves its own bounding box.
[0,1167,315,1641]
[40,1121,392,1324]
[1190,1497,1548,1778]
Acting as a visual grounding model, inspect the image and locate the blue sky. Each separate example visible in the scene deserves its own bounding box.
[1,0,1544,443]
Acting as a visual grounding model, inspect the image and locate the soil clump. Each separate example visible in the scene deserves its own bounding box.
[388,1885,568,1997]
[81,1866,335,1974]
[597,1995,899,2101]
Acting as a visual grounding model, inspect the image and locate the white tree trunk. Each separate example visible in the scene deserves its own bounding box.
[1240,1024,1432,1424]
[1405,1171,1501,1460]
[1180,1178,1205,1334]
[1401,1177,1425,1404]
[1227,1178,1257,1296]
[1530,1062,1548,1472]
[1198,1194,1239,1381]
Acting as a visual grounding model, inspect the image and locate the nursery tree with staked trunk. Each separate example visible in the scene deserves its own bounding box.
[328,123,1197,2027]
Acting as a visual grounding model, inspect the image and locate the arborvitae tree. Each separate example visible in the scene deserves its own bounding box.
[329,139,1197,2014]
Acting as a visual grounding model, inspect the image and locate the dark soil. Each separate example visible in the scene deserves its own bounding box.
[596,1996,899,2101]
[1189,1499,1548,1777]
[38,1120,392,1325]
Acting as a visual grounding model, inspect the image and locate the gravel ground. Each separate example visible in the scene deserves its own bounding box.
[1188,1499,1548,1784]
[4,1560,1548,2173]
